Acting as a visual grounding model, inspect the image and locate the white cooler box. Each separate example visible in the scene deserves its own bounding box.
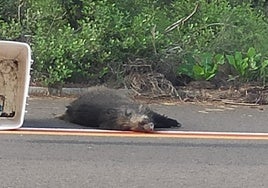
[0,41,31,130]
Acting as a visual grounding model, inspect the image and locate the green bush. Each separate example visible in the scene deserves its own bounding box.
[226,47,268,84]
[165,1,268,56]
[32,24,89,86]
[226,47,260,81]
[177,52,225,81]
[0,0,21,22]
[1,0,268,86]
[167,1,268,85]
[0,19,22,40]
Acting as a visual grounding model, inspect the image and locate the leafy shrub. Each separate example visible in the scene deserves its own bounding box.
[177,52,224,81]
[32,24,89,86]
[226,47,268,84]
[164,1,268,56]
[0,0,21,22]
[0,19,22,40]
[1,0,268,86]
[226,47,260,81]
[259,60,268,85]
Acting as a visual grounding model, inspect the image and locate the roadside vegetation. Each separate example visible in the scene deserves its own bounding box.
[1,0,268,89]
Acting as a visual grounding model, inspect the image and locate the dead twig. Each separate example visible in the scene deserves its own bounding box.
[124,59,181,99]
[165,3,199,33]
[222,100,260,106]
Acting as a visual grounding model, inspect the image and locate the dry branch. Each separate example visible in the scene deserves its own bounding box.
[124,59,180,99]
[165,3,199,33]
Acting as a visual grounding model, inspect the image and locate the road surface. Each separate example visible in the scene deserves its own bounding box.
[0,134,268,188]
[0,97,267,187]
[23,96,268,133]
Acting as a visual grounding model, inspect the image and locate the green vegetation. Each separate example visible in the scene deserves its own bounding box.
[177,52,225,81]
[226,47,261,81]
[226,47,268,84]
[1,0,268,87]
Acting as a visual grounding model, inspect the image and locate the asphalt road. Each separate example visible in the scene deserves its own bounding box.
[0,135,268,188]
[23,96,268,133]
[1,97,268,188]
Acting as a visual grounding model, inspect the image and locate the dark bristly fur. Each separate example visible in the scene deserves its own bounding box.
[150,112,181,128]
[60,86,181,132]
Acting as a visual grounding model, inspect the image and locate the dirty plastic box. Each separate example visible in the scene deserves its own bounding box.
[0,41,31,130]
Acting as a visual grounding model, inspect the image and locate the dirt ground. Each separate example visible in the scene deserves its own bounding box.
[30,76,268,106]
[132,81,268,106]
